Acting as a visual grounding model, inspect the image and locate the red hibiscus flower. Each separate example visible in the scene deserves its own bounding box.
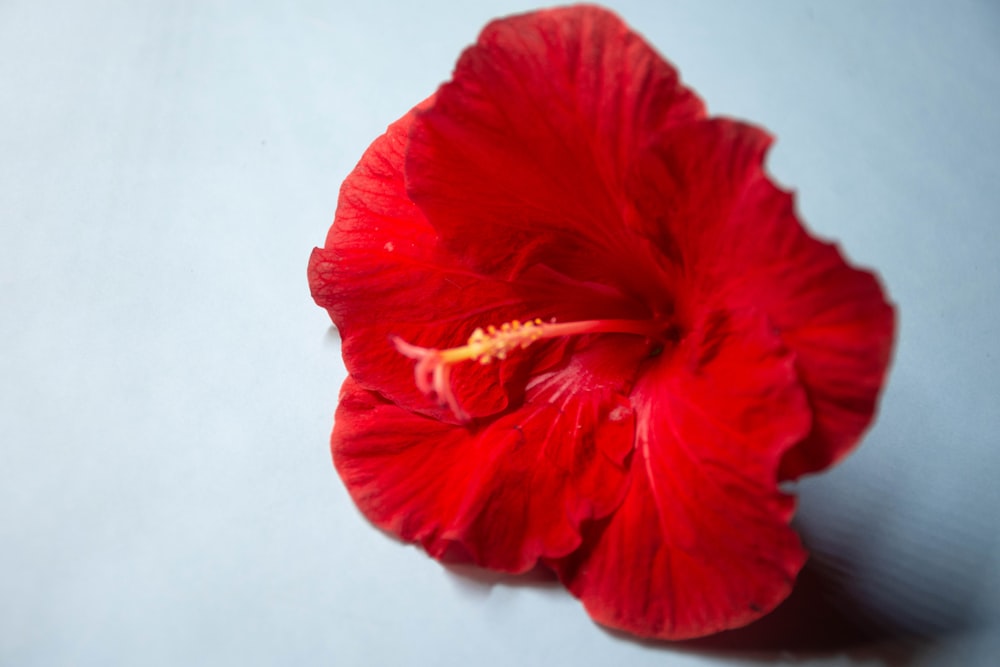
[308,5,895,640]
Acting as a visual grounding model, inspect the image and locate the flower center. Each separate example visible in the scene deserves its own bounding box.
[393,317,664,421]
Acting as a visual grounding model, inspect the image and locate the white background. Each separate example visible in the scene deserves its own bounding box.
[2,1,998,665]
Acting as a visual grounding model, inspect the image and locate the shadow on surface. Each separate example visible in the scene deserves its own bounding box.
[436,503,981,665]
[668,555,931,664]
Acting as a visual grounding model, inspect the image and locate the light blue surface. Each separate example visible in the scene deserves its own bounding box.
[2,1,999,665]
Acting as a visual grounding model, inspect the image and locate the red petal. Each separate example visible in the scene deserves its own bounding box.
[332,337,648,573]
[553,309,811,639]
[628,119,895,478]
[405,5,704,309]
[309,101,657,421]
[307,105,556,420]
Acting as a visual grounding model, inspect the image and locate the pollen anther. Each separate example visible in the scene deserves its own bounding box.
[466,318,545,364]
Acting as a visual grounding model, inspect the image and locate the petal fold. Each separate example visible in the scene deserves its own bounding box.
[553,309,812,639]
[627,118,895,477]
[333,337,650,573]
[405,5,703,307]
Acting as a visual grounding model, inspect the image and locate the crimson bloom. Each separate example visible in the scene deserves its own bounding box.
[308,5,894,640]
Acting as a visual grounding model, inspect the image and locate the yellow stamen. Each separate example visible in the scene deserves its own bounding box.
[440,318,545,364]
[393,317,663,421]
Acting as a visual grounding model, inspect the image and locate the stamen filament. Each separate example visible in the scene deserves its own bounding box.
[393,317,663,421]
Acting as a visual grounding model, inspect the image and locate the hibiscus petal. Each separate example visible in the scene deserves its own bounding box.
[628,119,895,478]
[332,337,649,573]
[309,105,575,420]
[405,5,703,306]
[553,309,812,639]
[734,191,896,478]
